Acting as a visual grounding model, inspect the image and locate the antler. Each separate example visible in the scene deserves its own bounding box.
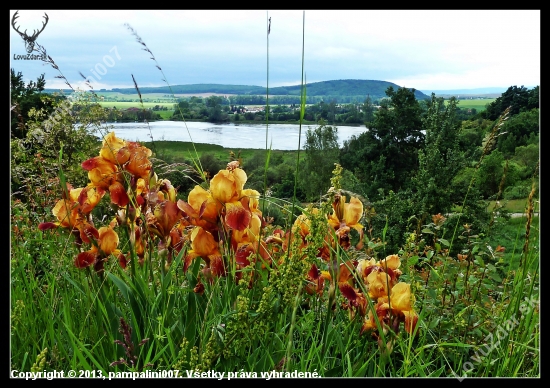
[11,11,49,40]
[11,11,26,39]
[29,13,49,41]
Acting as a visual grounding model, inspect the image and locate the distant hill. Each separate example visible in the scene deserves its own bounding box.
[268,79,429,100]
[71,79,429,102]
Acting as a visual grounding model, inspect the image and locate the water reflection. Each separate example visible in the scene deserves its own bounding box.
[98,121,367,150]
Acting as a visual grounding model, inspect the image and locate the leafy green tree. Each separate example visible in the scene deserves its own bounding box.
[370,189,416,254]
[343,103,360,124]
[412,95,464,217]
[204,96,227,122]
[484,85,536,120]
[299,120,340,201]
[270,169,305,201]
[512,143,539,172]
[496,108,539,157]
[199,153,224,180]
[475,150,505,198]
[362,95,375,125]
[527,86,539,110]
[11,91,100,204]
[340,86,424,200]
[11,68,61,139]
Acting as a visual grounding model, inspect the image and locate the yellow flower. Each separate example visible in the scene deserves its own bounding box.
[366,268,392,299]
[432,213,446,226]
[177,185,221,235]
[384,282,413,313]
[99,131,127,165]
[97,226,119,255]
[81,155,129,207]
[117,141,153,180]
[378,254,401,271]
[210,167,247,204]
[327,193,364,250]
[147,200,182,239]
[74,226,120,271]
[184,226,225,278]
[358,254,403,298]
[38,184,99,244]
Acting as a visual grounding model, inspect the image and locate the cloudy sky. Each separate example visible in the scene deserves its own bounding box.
[10,9,540,94]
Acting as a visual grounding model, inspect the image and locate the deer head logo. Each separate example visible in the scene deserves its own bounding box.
[11,11,49,53]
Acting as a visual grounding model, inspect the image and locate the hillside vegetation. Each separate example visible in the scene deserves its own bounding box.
[45,79,429,104]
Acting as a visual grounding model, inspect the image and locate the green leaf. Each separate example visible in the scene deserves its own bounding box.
[407,255,420,266]
[474,256,485,266]
[438,238,450,247]
[422,228,434,234]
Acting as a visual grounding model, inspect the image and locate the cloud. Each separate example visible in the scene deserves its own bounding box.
[10,9,540,91]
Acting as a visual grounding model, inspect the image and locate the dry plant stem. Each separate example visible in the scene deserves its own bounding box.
[284,281,303,372]
[131,74,157,155]
[124,23,205,181]
[489,160,508,229]
[519,161,539,267]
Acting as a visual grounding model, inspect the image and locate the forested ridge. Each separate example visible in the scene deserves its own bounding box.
[45,79,429,102]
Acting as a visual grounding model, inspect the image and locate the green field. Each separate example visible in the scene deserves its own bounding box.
[487,198,540,214]
[146,140,297,164]
[95,91,176,100]
[98,101,175,109]
[447,98,495,111]
[156,110,175,119]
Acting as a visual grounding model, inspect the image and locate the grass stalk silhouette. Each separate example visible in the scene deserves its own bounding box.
[124,23,205,182]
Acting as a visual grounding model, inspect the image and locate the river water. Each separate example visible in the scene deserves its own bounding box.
[99,121,367,151]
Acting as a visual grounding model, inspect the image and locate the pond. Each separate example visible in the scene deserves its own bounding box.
[100,121,367,150]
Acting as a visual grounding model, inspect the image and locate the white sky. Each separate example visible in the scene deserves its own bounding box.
[9,9,540,93]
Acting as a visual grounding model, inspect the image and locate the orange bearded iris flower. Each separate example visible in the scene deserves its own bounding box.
[233,213,271,274]
[210,167,247,204]
[357,254,402,299]
[146,200,182,240]
[38,184,99,244]
[99,131,127,165]
[210,165,255,235]
[78,185,106,214]
[321,261,367,317]
[74,226,120,271]
[116,141,153,180]
[177,185,221,234]
[291,208,332,260]
[183,226,225,278]
[327,193,364,250]
[305,264,331,295]
[81,155,129,207]
[361,282,419,336]
[97,225,120,255]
